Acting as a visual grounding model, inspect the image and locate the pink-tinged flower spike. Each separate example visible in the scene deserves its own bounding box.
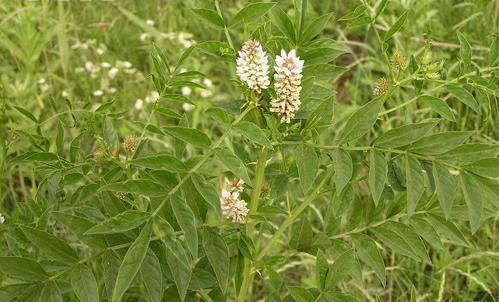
[236,40,270,92]
[270,49,304,123]
[220,188,249,223]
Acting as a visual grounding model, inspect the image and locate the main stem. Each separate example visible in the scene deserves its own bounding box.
[238,147,268,302]
[257,171,333,260]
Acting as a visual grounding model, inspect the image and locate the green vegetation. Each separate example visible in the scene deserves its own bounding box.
[0,0,498,301]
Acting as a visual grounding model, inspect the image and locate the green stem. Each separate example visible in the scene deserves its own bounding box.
[152,106,253,217]
[237,147,268,302]
[257,170,333,260]
[215,0,234,49]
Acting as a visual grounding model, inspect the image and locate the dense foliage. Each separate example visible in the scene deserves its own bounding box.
[0,0,498,301]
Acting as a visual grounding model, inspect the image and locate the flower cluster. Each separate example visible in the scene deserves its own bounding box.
[122,136,138,153]
[236,40,270,92]
[392,52,407,71]
[373,77,389,96]
[270,49,304,123]
[220,178,249,223]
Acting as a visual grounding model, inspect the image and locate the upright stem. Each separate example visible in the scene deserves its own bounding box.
[238,147,268,301]
[257,171,333,260]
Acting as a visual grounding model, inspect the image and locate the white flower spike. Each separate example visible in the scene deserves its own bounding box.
[270,49,304,123]
[236,40,270,92]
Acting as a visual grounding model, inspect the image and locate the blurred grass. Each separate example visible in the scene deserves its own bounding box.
[0,0,498,300]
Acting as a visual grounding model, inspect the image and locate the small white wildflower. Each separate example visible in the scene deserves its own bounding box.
[236,40,270,92]
[140,33,150,42]
[62,90,69,98]
[177,32,195,48]
[40,84,50,92]
[220,189,249,223]
[108,67,119,79]
[270,49,304,123]
[85,61,95,72]
[38,78,46,84]
[146,19,155,26]
[108,87,117,94]
[0,214,5,224]
[101,62,111,68]
[75,67,85,73]
[135,99,144,110]
[203,78,213,88]
[96,47,105,55]
[200,89,213,98]
[117,60,132,69]
[145,91,160,103]
[182,102,195,112]
[71,41,88,50]
[93,90,103,97]
[181,86,192,96]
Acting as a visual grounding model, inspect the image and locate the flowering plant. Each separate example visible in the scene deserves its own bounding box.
[0,1,498,301]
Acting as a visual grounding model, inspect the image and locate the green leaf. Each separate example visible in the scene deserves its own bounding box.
[11,151,59,164]
[270,7,296,43]
[0,257,48,281]
[438,144,499,163]
[70,265,99,302]
[171,195,198,259]
[337,97,384,143]
[300,13,332,43]
[214,148,251,185]
[56,122,64,157]
[295,145,319,193]
[384,222,429,262]
[202,228,229,293]
[130,154,187,172]
[14,106,37,123]
[433,162,456,219]
[333,148,352,194]
[426,214,468,246]
[383,11,408,42]
[229,2,277,27]
[40,281,63,302]
[112,222,152,302]
[20,226,78,265]
[459,172,483,234]
[192,8,224,28]
[289,216,313,251]
[315,249,329,291]
[164,239,192,301]
[325,249,356,289]
[175,46,195,71]
[457,31,472,67]
[234,121,273,149]
[369,149,387,206]
[287,286,314,302]
[95,99,116,113]
[447,85,480,113]
[140,250,163,302]
[163,126,211,147]
[409,131,472,155]
[103,251,121,301]
[372,225,420,261]
[374,0,389,19]
[192,174,222,216]
[373,121,437,148]
[100,179,165,197]
[465,158,499,179]
[420,96,456,122]
[351,234,386,286]
[52,211,105,247]
[409,216,443,250]
[85,211,150,235]
[405,154,424,215]
[103,116,119,152]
